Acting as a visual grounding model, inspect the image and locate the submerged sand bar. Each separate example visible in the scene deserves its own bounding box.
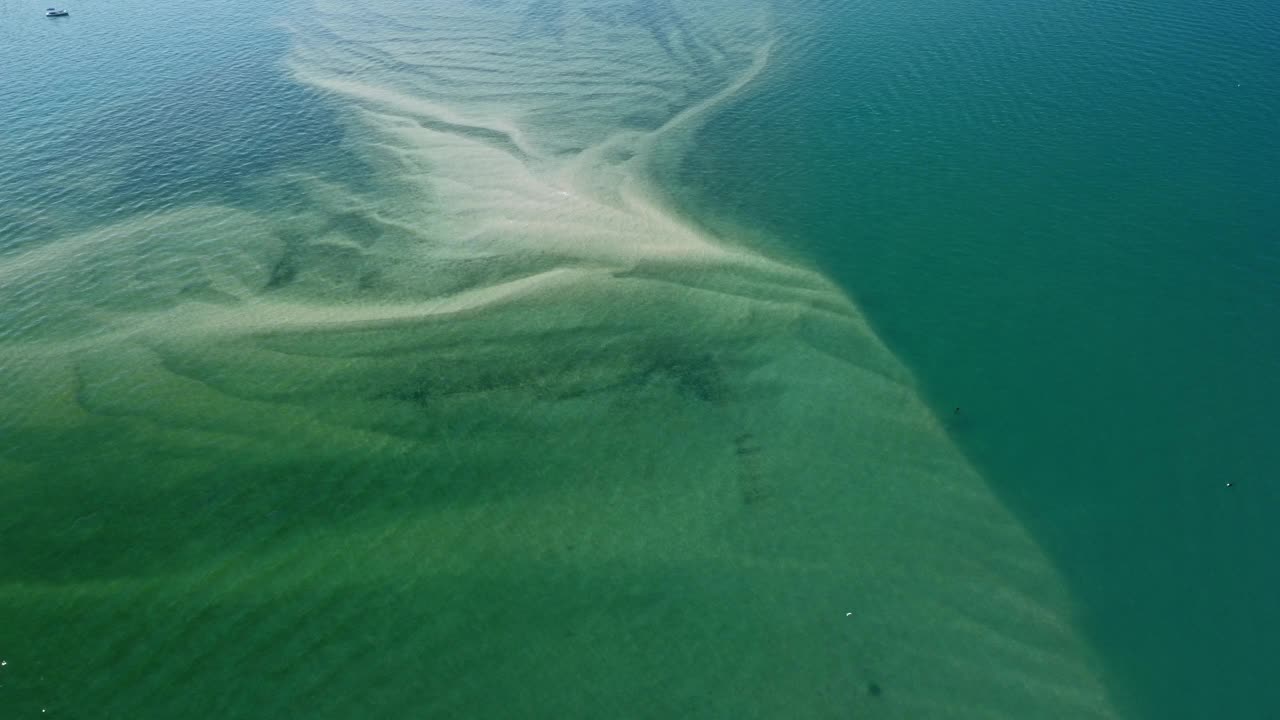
[0,0,1127,716]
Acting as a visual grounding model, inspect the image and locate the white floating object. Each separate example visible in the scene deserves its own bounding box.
[845,612,853,617]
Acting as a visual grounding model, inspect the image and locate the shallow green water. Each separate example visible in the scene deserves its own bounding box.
[0,0,1275,717]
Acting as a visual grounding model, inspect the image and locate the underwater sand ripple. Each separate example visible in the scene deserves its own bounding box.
[0,1,1127,717]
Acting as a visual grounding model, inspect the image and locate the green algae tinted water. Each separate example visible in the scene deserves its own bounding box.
[0,0,1275,717]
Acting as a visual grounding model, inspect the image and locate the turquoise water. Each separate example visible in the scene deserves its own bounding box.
[681,0,1280,716]
[0,0,353,247]
[0,0,1275,717]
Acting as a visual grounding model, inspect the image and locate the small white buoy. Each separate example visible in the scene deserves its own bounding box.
[846,612,853,617]
[1226,482,1233,488]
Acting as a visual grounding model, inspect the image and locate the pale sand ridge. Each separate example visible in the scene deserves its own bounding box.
[0,1,1130,717]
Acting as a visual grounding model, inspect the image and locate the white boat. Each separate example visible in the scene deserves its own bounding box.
[45,8,69,16]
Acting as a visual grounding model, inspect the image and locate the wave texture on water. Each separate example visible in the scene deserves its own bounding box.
[1,0,1126,717]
